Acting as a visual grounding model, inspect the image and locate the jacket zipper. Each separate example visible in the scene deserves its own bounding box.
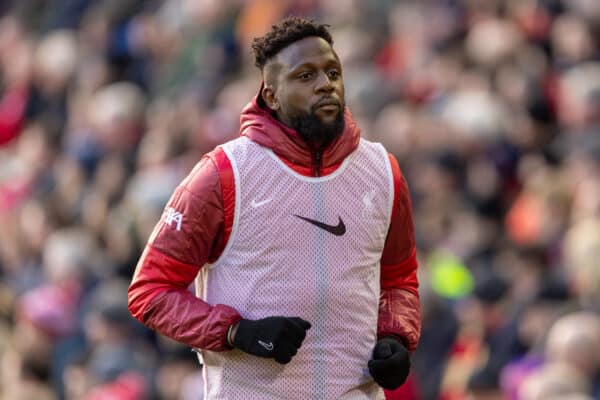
[312,149,322,177]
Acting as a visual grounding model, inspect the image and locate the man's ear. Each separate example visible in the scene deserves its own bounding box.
[261,85,279,111]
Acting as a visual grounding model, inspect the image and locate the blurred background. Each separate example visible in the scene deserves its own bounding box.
[0,0,599,399]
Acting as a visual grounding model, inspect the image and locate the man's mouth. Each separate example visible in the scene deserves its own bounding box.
[317,104,339,112]
[314,99,341,112]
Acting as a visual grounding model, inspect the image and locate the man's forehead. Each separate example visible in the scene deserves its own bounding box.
[273,36,338,69]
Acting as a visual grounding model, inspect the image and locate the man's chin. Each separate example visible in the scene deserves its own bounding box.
[289,109,345,147]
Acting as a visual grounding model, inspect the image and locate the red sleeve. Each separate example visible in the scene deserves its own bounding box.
[128,148,241,351]
[149,153,227,265]
[377,153,421,352]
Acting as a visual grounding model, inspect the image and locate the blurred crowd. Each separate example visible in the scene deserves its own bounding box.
[0,0,599,399]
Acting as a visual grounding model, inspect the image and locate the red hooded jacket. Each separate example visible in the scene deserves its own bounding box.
[128,96,421,353]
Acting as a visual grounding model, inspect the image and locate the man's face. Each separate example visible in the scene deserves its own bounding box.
[263,36,346,146]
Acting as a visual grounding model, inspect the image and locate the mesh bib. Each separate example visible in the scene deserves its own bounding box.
[196,137,393,399]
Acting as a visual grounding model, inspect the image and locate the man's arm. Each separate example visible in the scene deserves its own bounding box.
[127,152,242,351]
[377,153,421,352]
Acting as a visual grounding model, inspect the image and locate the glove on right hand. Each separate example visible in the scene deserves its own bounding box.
[368,337,411,390]
[233,316,311,364]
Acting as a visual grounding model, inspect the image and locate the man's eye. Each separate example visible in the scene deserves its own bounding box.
[328,70,340,79]
[298,72,313,80]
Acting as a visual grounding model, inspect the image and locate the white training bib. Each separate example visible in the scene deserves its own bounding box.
[196,136,394,400]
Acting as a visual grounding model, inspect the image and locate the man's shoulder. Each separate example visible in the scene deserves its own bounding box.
[356,137,386,150]
[179,150,225,198]
[218,136,253,152]
[355,137,394,160]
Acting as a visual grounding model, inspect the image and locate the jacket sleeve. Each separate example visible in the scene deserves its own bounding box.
[377,153,421,352]
[127,150,242,351]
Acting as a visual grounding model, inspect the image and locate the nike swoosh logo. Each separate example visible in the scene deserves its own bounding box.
[294,215,346,236]
[251,198,272,208]
[258,340,274,351]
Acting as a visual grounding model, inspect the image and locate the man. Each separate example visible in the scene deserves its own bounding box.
[128,16,420,399]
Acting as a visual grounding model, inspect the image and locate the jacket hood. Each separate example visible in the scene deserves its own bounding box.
[239,88,361,168]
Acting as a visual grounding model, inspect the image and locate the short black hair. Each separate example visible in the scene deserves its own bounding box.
[251,16,333,69]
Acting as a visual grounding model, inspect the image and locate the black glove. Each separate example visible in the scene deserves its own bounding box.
[368,337,411,390]
[233,316,311,364]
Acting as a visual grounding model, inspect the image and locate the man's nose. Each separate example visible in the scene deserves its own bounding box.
[315,72,334,92]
